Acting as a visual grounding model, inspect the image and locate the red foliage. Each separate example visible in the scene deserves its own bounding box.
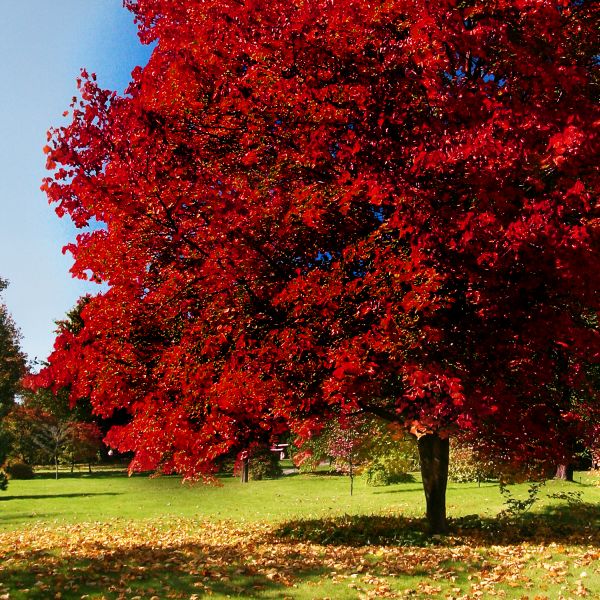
[34,0,599,478]
[67,422,103,460]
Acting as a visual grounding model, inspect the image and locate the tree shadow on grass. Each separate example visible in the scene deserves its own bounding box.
[1,512,62,525]
[32,469,142,480]
[452,502,600,544]
[0,539,358,599]
[274,503,600,547]
[0,529,489,599]
[3,507,597,599]
[372,486,424,495]
[275,513,432,546]
[0,492,120,502]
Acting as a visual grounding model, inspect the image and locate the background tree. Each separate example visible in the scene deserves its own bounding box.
[13,384,104,476]
[24,298,119,460]
[3,405,69,477]
[36,0,599,532]
[293,414,376,494]
[0,277,27,489]
[2,404,101,478]
[62,421,103,473]
[0,278,26,420]
[292,416,419,487]
[27,412,71,480]
[13,300,105,475]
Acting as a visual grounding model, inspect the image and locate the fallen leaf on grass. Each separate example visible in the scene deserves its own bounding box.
[0,518,598,599]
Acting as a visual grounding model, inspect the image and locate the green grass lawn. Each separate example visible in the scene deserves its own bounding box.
[1,468,599,599]
[4,467,597,531]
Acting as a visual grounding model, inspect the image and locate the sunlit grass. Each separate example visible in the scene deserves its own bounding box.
[2,467,599,531]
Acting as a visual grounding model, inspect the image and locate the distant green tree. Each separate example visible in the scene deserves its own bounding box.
[24,297,97,424]
[21,383,93,425]
[0,278,26,419]
[0,277,27,489]
[3,405,55,467]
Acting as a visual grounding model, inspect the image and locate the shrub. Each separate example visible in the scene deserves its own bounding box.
[448,441,496,483]
[498,480,545,519]
[234,446,282,480]
[5,461,35,480]
[448,438,552,484]
[365,431,419,486]
[0,469,7,490]
[248,447,282,480]
[215,456,236,475]
[366,462,390,486]
[366,462,416,486]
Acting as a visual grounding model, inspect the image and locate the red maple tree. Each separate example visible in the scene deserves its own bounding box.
[36,0,599,532]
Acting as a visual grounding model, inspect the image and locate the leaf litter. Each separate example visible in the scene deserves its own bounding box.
[0,518,598,599]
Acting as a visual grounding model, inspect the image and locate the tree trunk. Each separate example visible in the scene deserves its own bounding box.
[418,433,450,534]
[554,463,574,481]
[240,457,249,483]
[54,455,59,480]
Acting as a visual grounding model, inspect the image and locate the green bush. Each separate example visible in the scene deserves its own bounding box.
[0,469,8,490]
[365,460,417,486]
[447,443,482,483]
[235,447,283,480]
[448,439,553,484]
[365,433,419,486]
[216,456,235,475]
[447,441,497,483]
[5,461,35,480]
[366,462,390,486]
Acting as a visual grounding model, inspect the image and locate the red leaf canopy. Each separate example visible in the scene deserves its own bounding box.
[37,0,599,476]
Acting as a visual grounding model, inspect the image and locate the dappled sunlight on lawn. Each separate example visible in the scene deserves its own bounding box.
[0,507,599,599]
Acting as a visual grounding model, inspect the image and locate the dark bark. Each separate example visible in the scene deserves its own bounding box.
[240,457,249,483]
[554,463,574,481]
[418,433,450,534]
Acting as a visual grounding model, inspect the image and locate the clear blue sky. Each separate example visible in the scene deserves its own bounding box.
[0,1,153,366]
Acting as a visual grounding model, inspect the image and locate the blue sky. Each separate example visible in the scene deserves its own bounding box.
[0,1,153,366]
